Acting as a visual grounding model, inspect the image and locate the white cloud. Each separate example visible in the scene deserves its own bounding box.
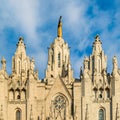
[0,0,120,78]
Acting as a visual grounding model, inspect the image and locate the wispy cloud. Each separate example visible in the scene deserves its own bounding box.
[0,0,120,78]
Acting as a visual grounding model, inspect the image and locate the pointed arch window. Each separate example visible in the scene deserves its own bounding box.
[58,53,61,68]
[99,109,104,120]
[16,110,21,120]
[106,88,110,98]
[38,116,40,120]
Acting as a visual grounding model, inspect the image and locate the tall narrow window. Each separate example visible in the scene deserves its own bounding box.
[51,48,54,64]
[19,61,21,74]
[106,89,110,98]
[38,116,40,120]
[98,59,101,73]
[16,110,21,120]
[99,109,104,120]
[52,55,54,64]
[99,88,103,99]
[58,53,61,68]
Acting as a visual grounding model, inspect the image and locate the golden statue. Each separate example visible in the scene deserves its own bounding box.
[57,16,62,37]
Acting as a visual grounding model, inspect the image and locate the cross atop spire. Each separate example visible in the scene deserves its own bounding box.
[19,36,24,41]
[95,34,101,43]
[57,16,62,38]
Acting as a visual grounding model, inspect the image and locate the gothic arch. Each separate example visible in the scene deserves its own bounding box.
[52,92,69,105]
[21,88,26,100]
[15,108,22,120]
[93,87,98,98]
[105,87,110,98]
[15,88,20,100]
[50,93,68,120]
[98,108,105,120]
[9,88,14,100]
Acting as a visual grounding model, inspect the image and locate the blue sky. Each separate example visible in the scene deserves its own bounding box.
[0,0,120,78]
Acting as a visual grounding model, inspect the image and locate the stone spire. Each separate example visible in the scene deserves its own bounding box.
[57,16,62,38]
[12,37,30,75]
[92,35,102,54]
[30,58,35,71]
[1,57,6,71]
[16,37,26,55]
[45,17,74,84]
[112,56,118,74]
[90,35,107,74]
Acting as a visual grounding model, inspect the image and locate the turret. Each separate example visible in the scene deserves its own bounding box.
[45,17,74,84]
[90,35,107,74]
[1,57,6,71]
[12,37,30,75]
[89,35,107,77]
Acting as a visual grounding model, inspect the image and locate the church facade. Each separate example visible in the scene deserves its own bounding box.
[0,17,119,120]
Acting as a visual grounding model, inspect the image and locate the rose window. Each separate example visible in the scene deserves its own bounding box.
[53,95,66,111]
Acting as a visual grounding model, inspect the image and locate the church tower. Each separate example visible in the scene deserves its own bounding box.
[12,37,31,76]
[81,35,111,120]
[45,16,74,84]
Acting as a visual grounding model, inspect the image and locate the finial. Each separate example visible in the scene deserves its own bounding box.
[80,66,83,74]
[1,57,6,71]
[1,57,6,64]
[57,16,62,38]
[95,34,100,42]
[19,36,24,41]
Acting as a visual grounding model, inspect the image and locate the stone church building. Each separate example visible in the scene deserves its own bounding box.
[0,17,119,120]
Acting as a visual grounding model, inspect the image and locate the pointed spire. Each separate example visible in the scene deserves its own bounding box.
[95,34,100,42]
[17,36,25,47]
[30,58,35,71]
[1,57,6,71]
[57,16,62,38]
[92,34,102,54]
[113,56,118,74]
[19,36,24,41]
[15,36,26,55]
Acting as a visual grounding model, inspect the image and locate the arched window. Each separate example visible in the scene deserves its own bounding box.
[93,87,97,99]
[9,89,14,100]
[99,88,103,99]
[21,89,26,100]
[58,53,61,68]
[38,116,40,120]
[99,109,104,120]
[15,89,20,100]
[106,88,110,98]
[16,110,21,120]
